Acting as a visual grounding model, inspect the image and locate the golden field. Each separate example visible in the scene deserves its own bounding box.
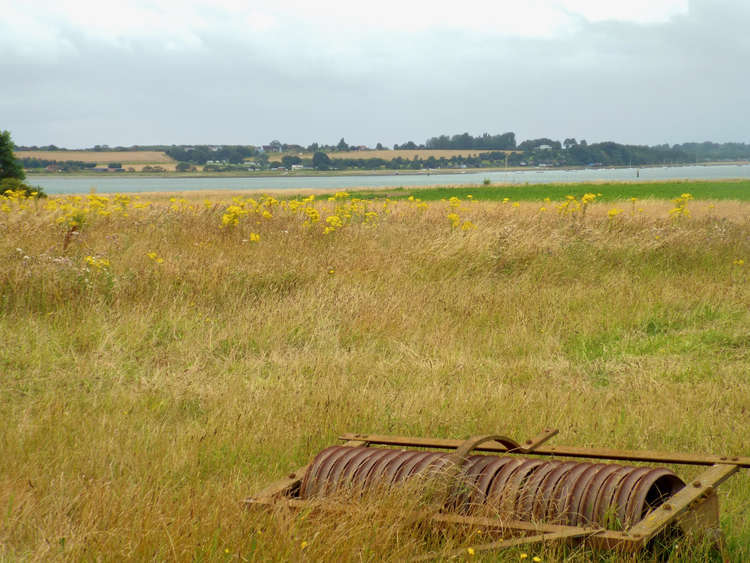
[267,149,510,162]
[14,150,174,164]
[1,187,749,561]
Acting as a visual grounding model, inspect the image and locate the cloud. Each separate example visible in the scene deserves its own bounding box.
[1,0,748,147]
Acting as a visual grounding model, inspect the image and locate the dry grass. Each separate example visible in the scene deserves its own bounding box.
[1,191,749,561]
[15,150,174,164]
[268,149,510,162]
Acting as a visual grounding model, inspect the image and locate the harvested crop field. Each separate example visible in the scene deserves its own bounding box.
[15,150,174,164]
[1,185,748,561]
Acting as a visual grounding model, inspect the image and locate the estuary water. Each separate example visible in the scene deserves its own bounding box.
[29,164,750,195]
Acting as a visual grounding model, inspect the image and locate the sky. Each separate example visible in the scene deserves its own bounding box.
[1,0,748,148]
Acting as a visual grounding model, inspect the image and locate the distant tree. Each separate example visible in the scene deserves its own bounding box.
[108,162,122,169]
[563,138,578,149]
[337,138,349,151]
[307,142,320,152]
[0,131,45,197]
[0,130,26,182]
[518,138,562,151]
[312,152,332,170]
[396,141,418,150]
[375,142,384,150]
[176,162,191,172]
[281,155,302,169]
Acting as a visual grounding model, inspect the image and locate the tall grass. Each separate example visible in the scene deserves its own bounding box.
[1,190,748,561]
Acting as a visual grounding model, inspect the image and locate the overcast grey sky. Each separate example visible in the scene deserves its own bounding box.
[1,0,748,148]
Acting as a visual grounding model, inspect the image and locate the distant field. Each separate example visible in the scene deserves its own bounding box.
[15,150,174,164]
[267,149,511,162]
[353,179,750,202]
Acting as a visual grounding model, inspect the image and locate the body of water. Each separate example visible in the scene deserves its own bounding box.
[29,164,750,194]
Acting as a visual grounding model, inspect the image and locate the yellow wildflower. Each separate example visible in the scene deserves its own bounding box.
[84,255,110,269]
[467,547,475,556]
[581,193,597,204]
[146,252,164,264]
[325,215,343,228]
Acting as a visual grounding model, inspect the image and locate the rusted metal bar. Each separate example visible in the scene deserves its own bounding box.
[246,496,638,551]
[246,496,615,537]
[339,433,750,468]
[521,428,559,452]
[246,464,310,503]
[411,529,595,561]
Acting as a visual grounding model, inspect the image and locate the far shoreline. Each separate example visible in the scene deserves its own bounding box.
[25,160,750,180]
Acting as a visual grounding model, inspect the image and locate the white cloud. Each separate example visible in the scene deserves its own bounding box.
[2,0,692,57]
[559,0,688,23]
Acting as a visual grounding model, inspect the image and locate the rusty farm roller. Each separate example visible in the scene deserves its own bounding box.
[245,429,749,559]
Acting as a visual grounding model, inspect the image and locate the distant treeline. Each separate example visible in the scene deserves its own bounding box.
[164,145,258,165]
[423,132,517,150]
[316,152,511,171]
[20,157,97,171]
[19,135,750,171]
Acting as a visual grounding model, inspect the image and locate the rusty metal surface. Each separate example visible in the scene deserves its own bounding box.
[299,446,686,530]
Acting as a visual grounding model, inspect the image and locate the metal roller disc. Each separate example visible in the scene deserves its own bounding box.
[391,451,437,483]
[350,448,398,490]
[577,464,623,525]
[566,463,608,526]
[300,446,348,498]
[612,467,652,525]
[516,461,562,521]
[591,466,632,526]
[547,462,594,524]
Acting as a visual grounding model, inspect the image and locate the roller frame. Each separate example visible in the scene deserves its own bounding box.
[244,432,745,559]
